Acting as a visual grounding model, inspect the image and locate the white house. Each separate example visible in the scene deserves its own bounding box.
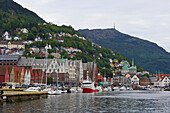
[154,76,170,87]
[131,75,139,85]
[21,28,29,34]
[3,31,12,40]
[45,44,52,50]
[14,36,21,40]
[35,37,42,42]
[30,46,40,53]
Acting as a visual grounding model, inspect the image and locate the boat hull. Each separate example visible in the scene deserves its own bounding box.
[82,88,98,93]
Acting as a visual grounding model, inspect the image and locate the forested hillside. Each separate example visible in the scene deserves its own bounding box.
[78,28,170,73]
[0,0,144,77]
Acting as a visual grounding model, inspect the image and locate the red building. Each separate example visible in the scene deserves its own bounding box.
[0,67,12,84]
[97,75,104,82]
[31,69,43,84]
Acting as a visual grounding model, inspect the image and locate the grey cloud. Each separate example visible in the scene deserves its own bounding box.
[14,0,170,52]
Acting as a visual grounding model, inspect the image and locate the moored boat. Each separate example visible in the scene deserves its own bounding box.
[120,86,126,91]
[82,80,98,93]
[112,86,120,91]
[25,87,41,92]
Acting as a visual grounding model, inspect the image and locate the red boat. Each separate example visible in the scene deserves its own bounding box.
[82,80,98,93]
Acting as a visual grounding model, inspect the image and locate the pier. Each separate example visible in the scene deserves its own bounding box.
[0,89,48,103]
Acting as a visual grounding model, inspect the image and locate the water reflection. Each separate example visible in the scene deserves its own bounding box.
[0,91,169,113]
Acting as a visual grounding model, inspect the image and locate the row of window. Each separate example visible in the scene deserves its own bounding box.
[0,63,16,65]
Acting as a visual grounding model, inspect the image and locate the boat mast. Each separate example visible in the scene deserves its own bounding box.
[46,44,48,88]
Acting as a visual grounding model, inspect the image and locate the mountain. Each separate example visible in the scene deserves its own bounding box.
[0,0,146,77]
[0,0,44,22]
[78,28,170,73]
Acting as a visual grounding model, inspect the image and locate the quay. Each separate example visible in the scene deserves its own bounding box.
[0,89,48,103]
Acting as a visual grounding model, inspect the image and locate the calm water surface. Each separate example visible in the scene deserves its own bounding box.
[0,90,169,113]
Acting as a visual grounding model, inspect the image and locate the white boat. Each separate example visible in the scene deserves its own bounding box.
[108,87,112,91]
[25,87,41,92]
[112,86,120,91]
[60,90,67,93]
[97,86,103,92]
[77,87,83,93]
[55,89,62,95]
[48,89,57,95]
[104,88,108,92]
[120,86,126,91]
[82,80,98,93]
[70,87,78,93]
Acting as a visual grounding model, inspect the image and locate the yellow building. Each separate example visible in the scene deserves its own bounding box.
[0,41,25,49]
[10,67,15,82]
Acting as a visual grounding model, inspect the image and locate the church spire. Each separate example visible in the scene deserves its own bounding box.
[132,58,134,67]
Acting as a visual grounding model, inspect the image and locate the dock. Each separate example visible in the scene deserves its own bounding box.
[0,89,48,103]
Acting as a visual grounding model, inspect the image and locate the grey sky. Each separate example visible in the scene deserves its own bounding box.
[14,0,170,52]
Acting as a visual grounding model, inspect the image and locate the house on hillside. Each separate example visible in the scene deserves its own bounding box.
[0,41,25,49]
[21,28,29,34]
[2,31,12,40]
[14,36,22,40]
[35,37,42,42]
[30,46,40,53]
[56,37,64,42]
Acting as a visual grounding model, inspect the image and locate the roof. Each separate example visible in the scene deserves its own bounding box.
[122,61,129,70]
[32,59,52,69]
[57,37,64,40]
[129,59,137,70]
[98,75,103,80]
[17,57,35,66]
[0,55,20,62]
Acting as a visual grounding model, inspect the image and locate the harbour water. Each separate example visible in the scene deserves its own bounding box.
[0,90,169,113]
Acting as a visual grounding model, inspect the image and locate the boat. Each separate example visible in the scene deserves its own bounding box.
[25,87,41,92]
[97,86,103,92]
[77,87,83,93]
[108,86,112,91]
[70,87,77,93]
[112,86,120,91]
[82,80,98,93]
[103,88,108,92]
[120,86,126,91]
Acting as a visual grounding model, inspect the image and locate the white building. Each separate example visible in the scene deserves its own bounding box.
[131,75,139,85]
[154,76,170,87]
[3,31,12,40]
[35,37,42,42]
[14,36,22,40]
[21,28,29,34]
[24,70,31,85]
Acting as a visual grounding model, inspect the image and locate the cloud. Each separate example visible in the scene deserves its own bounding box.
[14,0,170,52]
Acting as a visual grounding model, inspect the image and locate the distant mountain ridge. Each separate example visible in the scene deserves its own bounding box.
[78,28,170,73]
